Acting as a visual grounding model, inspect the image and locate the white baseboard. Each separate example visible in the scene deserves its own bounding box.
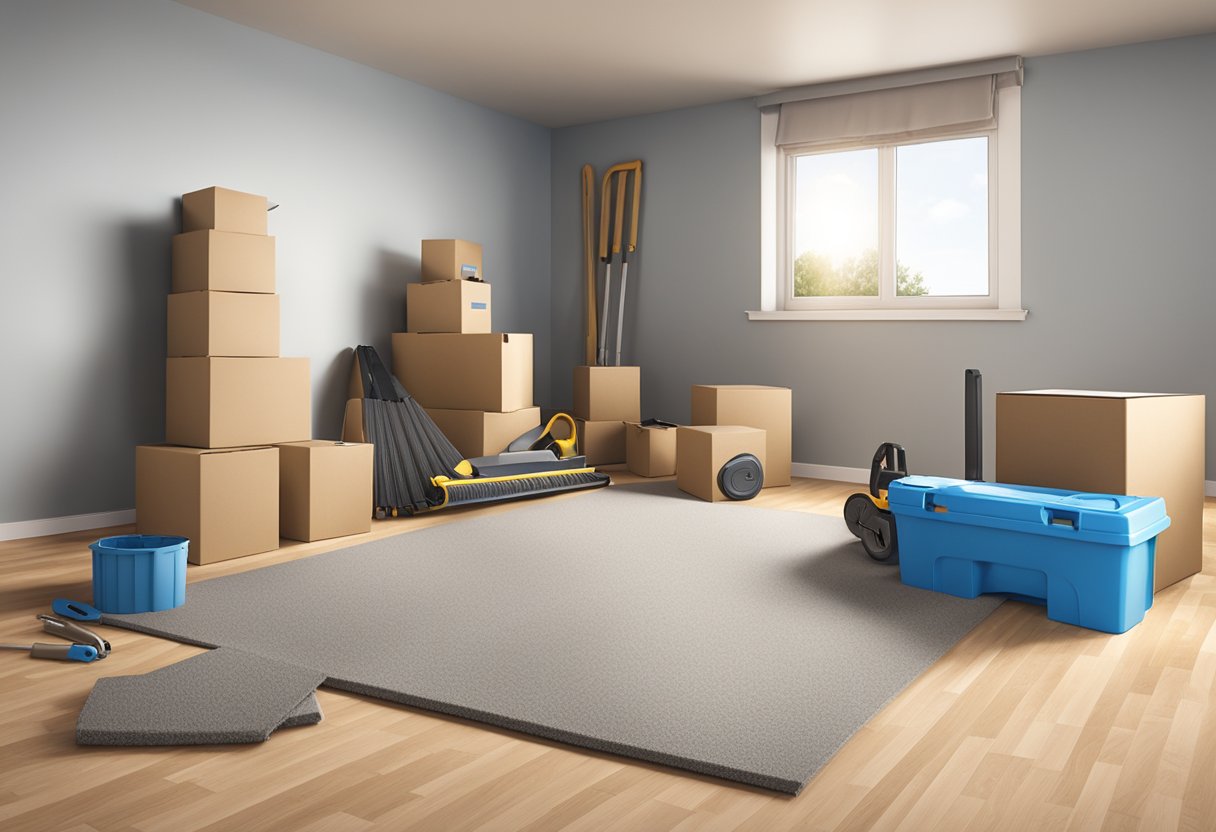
[793,463,1216,499]
[0,509,135,543]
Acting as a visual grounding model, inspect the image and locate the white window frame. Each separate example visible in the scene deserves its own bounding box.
[751,84,1025,322]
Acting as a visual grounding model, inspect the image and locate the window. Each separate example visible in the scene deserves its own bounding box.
[753,58,1026,321]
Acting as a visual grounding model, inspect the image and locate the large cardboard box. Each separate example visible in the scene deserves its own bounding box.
[996,390,1205,592]
[677,425,767,502]
[691,385,791,487]
[576,419,626,466]
[278,441,373,542]
[626,422,678,477]
[422,239,482,283]
[167,291,279,357]
[392,332,532,412]
[166,357,311,448]
[407,279,491,334]
[425,406,541,458]
[573,366,641,422]
[172,230,275,294]
[182,186,269,235]
[136,444,278,565]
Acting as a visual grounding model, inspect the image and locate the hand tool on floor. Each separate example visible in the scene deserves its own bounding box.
[582,164,598,366]
[38,614,110,658]
[506,413,579,459]
[52,598,102,621]
[1,642,98,662]
[597,160,642,365]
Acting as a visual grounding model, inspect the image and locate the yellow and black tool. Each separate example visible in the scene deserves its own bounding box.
[842,443,907,562]
[506,413,578,459]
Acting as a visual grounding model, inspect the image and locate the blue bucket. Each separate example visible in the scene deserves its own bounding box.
[90,535,188,614]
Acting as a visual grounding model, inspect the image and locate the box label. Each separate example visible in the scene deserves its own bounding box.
[460,263,479,279]
[470,301,488,310]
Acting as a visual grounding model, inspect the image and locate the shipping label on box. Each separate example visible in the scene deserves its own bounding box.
[691,385,791,487]
[182,186,269,235]
[166,357,311,448]
[172,230,275,294]
[168,291,280,357]
[573,366,641,422]
[278,440,373,542]
[136,444,279,564]
[422,239,483,283]
[407,280,492,334]
[392,332,532,412]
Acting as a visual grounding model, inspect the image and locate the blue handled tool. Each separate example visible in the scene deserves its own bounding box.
[52,599,101,621]
[1,642,99,662]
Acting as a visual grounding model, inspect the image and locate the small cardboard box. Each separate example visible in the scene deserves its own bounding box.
[341,398,366,443]
[422,239,482,283]
[626,422,678,477]
[392,332,532,412]
[573,366,641,422]
[996,390,1205,592]
[278,440,373,542]
[691,385,791,487]
[166,357,311,448]
[182,186,269,235]
[407,279,491,334]
[576,419,626,466]
[167,291,280,357]
[172,230,275,294]
[136,444,279,565]
[677,425,766,502]
[425,406,541,458]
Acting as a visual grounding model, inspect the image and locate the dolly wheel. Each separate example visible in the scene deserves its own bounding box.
[859,509,899,563]
[843,493,873,539]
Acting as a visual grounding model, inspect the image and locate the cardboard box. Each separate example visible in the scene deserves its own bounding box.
[136,444,278,565]
[167,291,280,357]
[172,230,275,294]
[573,366,641,422]
[278,440,373,542]
[166,357,311,448]
[625,422,678,477]
[341,398,366,443]
[996,390,1205,592]
[677,425,767,502]
[392,332,532,412]
[422,239,482,283]
[182,186,269,235]
[691,385,791,487]
[576,419,626,466]
[407,279,491,334]
[425,406,541,458]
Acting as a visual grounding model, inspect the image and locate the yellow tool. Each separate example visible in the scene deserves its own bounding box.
[596,160,642,366]
[582,164,598,366]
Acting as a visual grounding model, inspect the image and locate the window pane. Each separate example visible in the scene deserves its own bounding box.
[895,137,988,296]
[793,148,878,297]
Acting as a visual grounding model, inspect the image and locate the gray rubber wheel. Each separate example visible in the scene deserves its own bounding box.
[858,509,898,563]
[843,493,873,538]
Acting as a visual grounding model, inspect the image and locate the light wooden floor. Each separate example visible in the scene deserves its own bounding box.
[1,472,1213,832]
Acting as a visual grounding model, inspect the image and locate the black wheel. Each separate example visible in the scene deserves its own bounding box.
[843,493,873,538]
[859,509,899,563]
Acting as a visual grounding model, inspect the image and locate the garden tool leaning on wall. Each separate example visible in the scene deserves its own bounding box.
[595,160,642,366]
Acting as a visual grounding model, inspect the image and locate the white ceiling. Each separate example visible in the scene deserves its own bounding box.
[176,0,1216,127]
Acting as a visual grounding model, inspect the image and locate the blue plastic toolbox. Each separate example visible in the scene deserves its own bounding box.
[887,476,1169,633]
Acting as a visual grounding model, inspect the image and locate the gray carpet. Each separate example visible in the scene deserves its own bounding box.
[77,647,325,746]
[103,482,1001,793]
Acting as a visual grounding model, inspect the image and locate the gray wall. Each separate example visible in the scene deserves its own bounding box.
[0,0,551,524]
[551,34,1216,482]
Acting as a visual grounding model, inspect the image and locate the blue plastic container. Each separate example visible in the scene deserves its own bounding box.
[887,477,1169,633]
[90,535,188,614]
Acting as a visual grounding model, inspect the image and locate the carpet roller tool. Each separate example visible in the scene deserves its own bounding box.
[353,346,610,517]
[506,413,579,459]
[718,453,764,501]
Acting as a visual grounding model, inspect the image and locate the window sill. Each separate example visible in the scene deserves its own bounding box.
[746,308,1028,322]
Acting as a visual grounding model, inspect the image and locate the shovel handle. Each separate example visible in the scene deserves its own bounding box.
[599,160,642,261]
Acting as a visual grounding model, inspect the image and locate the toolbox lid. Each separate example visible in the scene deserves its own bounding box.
[887,476,1170,546]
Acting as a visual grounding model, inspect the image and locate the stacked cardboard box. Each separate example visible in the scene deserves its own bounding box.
[572,366,640,465]
[137,187,313,564]
[384,240,540,459]
[691,385,792,488]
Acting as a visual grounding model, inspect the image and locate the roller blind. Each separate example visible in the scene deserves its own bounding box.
[776,74,997,148]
